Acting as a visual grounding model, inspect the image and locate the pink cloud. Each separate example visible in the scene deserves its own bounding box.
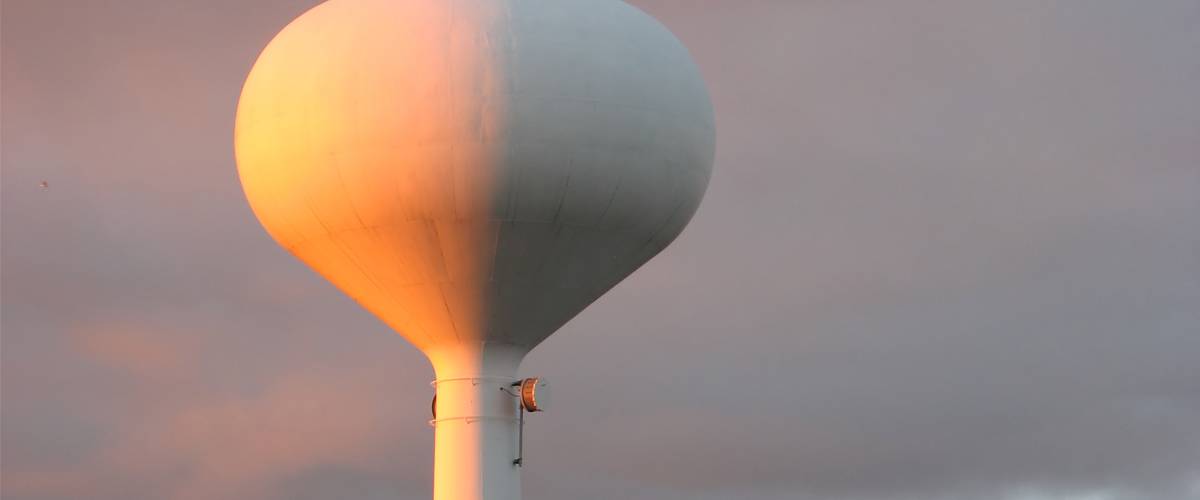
[101,368,407,500]
[14,323,418,500]
[71,322,194,380]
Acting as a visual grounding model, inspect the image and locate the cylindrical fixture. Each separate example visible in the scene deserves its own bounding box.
[518,378,548,412]
[428,344,525,500]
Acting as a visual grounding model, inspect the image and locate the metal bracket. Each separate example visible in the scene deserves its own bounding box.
[512,381,524,466]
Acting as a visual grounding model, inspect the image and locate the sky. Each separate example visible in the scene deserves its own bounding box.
[2,1,1199,500]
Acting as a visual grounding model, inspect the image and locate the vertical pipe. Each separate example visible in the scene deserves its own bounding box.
[428,344,525,500]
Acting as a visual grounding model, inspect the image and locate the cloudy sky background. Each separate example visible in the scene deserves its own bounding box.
[3,1,1199,499]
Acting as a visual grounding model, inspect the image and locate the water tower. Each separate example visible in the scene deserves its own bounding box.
[234,1,714,499]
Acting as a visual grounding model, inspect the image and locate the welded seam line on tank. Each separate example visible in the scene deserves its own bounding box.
[517,96,693,119]
[506,151,521,221]
[428,220,461,343]
[333,152,370,230]
[364,225,433,347]
[524,169,573,283]
[280,161,697,252]
[302,186,427,345]
[328,155,411,335]
[486,219,503,283]
[305,196,387,304]
[430,376,518,387]
[437,286,459,342]
[429,416,519,425]
[536,222,569,279]
[486,146,521,285]
[549,169,571,224]
[597,179,622,223]
[290,218,618,248]
[329,233,395,318]
[635,196,689,256]
[364,223,439,347]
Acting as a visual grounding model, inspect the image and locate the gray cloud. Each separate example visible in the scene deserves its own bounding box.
[3,1,1198,499]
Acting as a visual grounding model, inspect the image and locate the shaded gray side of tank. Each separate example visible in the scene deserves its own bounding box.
[481,0,715,348]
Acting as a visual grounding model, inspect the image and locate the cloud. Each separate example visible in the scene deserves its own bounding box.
[107,371,394,500]
[3,355,426,500]
[71,323,195,380]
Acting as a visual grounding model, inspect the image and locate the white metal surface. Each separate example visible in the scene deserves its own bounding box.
[428,345,524,500]
[235,1,714,499]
